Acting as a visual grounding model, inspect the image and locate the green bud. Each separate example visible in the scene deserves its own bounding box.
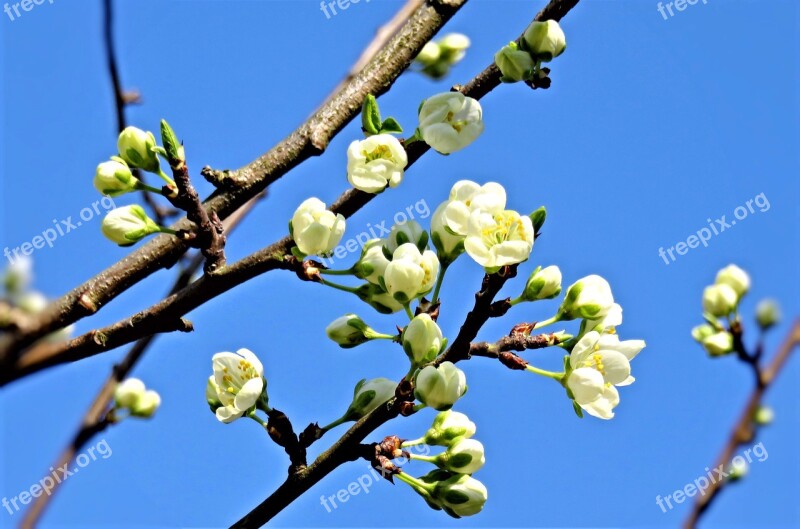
[117,126,160,173]
[522,265,562,301]
[755,299,781,330]
[494,41,535,83]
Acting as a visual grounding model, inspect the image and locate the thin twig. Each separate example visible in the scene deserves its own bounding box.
[683,320,800,529]
[103,0,175,225]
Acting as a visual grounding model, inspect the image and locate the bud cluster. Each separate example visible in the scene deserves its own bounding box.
[398,410,488,517]
[494,20,567,84]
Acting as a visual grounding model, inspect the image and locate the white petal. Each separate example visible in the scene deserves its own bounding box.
[234,377,264,412]
[215,406,244,424]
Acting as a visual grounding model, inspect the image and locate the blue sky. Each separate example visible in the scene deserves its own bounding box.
[1,0,799,528]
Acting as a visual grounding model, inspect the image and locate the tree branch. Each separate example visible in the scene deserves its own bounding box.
[0,0,471,358]
[1,0,580,386]
[683,320,800,529]
[18,196,263,529]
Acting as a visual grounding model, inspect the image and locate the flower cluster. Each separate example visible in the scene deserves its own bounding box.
[398,410,487,517]
[113,378,161,419]
[494,20,567,84]
[692,264,780,357]
[95,123,183,246]
[414,33,471,80]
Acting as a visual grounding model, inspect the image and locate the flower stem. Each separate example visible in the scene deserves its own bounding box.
[533,313,562,330]
[320,415,348,432]
[158,227,178,236]
[525,364,565,381]
[412,403,427,413]
[247,411,268,428]
[395,471,434,494]
[156,168,176,187]
[319,278,361,295]
[403,303,415,320]
[401,437,427,448]
[403,363,418,383]
[508,295,525,307]
[409,453,439,464]
[431,261,450,304]
[319,268,355,276]
[135,181,167,195]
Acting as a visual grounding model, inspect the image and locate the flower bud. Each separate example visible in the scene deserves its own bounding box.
[115,378,160,418]
[559,275,614,320]
[522,265,562,301]
[2,255,32,295]
[130,389,161,418]
[94,158,138,197]
[429,471,488,518]
[415,361,466,411]
[702,284,738,317]
[715,264,750,298]
[494,41,535,83]
[726,458,748,481]
[15,291,47,314]
[114,378,146,409]
[385,221,429,254]
[436,438,485,474]
[522,20,566,62]
[416,42,441,66]
[691,324,716,343]
[326,314,384,348]
[437,33,470,63]
[344,378,396,421]
[403,314,444,364]
[353,239,390,285]
[755,299,781,330]
[117,126,160,173]
[383,243,439,303]
[355,283,405,314]
[753,405,774,426]
[290,198,346,256]
[101,205,161,246]
[418,92,484,154]
[424,410,477,446]
[702,331,734,356]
